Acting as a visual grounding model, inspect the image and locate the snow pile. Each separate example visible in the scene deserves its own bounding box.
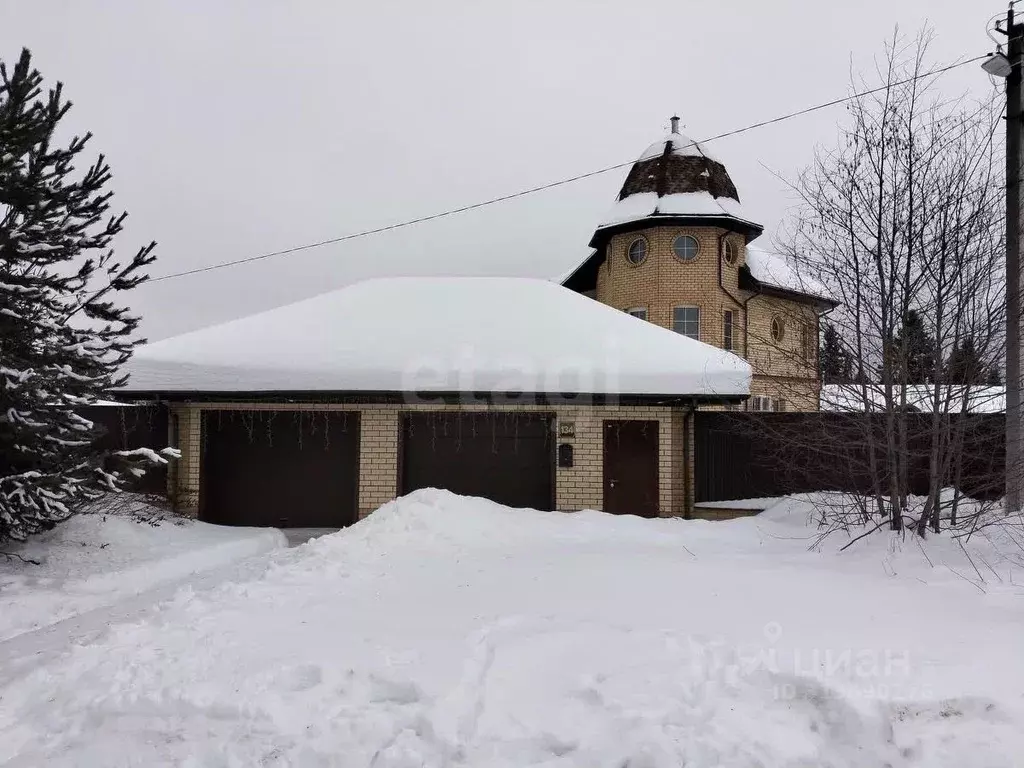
[1,489,1021,765]
[0,498,285,641]
[122,277,751,397]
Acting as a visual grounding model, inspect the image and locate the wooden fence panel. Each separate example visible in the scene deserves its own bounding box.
[694,412,1004,503]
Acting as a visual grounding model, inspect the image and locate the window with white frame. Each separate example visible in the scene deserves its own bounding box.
[749,396,786,412]
[723,239,738,266]
[801,322,815,363]
[625,237,648,266]
[723,310,735,352]
[672,306,700,340]
[626,307,648,321]
[672,234,700,262]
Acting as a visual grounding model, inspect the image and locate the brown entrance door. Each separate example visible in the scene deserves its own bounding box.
[603,420,659,517]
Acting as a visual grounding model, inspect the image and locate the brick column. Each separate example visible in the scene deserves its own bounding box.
[171,405,201,517]
[358,409,399,517]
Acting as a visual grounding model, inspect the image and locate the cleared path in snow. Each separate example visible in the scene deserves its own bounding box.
[0,546,283,684]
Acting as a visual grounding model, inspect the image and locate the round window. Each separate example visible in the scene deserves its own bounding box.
[771,316,785,343]
[724,240,737,266]
[672,234,700,262]
[626,237,648,266]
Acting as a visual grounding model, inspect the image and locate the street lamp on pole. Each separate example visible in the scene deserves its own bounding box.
[984,51,1013,78]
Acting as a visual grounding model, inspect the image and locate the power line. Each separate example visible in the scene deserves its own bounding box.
[149,53,988,284]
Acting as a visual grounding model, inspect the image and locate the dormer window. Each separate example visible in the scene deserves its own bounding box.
[672,235,700,262]
[626,237,648,266]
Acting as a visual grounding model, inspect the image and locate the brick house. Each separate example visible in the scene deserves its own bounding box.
[562,117,837,411]
[121,277,750,527]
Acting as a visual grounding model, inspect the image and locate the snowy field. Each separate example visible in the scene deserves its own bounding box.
[0,497,286,642]
[1,491,1023,766]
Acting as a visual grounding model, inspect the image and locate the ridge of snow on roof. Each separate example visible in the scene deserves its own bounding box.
[123,277,751,396]
[597,191,759,230]
[745,247,830,300]
[636,132,721,164]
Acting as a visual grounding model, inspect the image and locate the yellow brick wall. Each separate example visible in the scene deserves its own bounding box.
[168,401,695,521]
[749,375,820,411]
[746,295,817,380]
[597,226,746,352]
[595,225,820,410]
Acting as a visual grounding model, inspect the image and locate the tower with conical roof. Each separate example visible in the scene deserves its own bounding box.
[563,118,836,411]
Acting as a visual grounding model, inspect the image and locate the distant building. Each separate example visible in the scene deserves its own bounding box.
[563,118,837,411]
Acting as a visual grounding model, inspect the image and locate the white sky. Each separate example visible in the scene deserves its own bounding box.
[1,0,997,340]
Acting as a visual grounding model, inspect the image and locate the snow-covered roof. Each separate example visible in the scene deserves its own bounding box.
[745,247,831,301]
[636,132,721,164]
[122,277,751,397]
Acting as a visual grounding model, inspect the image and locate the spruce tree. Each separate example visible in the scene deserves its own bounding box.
[819,322,853,383]
[883,310,937,385]
[944,337,987,385]
[0,49,169,543]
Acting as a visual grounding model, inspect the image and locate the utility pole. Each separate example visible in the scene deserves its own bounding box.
[984,7,1024,512]
[998,7,1024,514]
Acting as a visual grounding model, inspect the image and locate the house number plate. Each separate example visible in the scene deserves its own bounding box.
[558,422,575,438]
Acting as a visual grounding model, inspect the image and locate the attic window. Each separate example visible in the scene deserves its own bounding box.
[626,237,648,266]
[771,316,785,343]
[672,235,700,262]
[723,240,737,266]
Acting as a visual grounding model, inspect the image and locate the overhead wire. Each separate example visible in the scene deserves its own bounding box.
[147,53,989,284]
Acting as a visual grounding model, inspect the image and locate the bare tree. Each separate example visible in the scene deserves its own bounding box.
[759,29,1006,537]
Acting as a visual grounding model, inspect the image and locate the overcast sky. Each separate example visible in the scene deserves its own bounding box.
[1,1,996,340]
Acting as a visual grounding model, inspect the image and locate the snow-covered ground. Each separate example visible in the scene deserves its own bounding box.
[1,490,1023,766]
[0,497,285,642]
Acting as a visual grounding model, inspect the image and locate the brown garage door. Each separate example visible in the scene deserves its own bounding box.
[401,412,554,510]
[200,410,359,528]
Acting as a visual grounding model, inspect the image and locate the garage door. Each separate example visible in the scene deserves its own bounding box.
[401,412,554,510]
[200,410,360,528]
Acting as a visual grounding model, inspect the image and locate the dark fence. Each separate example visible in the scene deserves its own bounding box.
[694,412,1004,503]
[80,404,169,495]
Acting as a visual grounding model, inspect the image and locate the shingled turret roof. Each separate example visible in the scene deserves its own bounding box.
[589,118,762,248]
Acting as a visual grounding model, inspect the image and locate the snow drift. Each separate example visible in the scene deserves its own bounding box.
[0,490,1021,766]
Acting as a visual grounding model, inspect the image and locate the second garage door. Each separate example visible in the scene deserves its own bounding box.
[200,410,360,528]
[401,412,554,510]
